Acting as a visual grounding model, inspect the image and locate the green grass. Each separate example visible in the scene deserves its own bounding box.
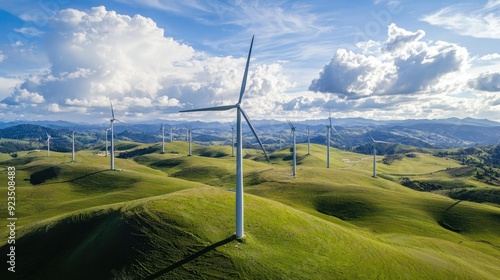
[0,142,499,279]
[3,188,499,279]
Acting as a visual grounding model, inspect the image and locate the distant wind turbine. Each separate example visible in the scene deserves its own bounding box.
[71,127,76,162]
[326,110,341,168]
[180,36,269,239]
[109,100,124,170]
[104,125,110,157]
[169,123,173,142]
[288,120,297,176]
[185,125,192,156]
[278,131,283,150]
[229,122,235,157]
[45,131,51,157]
[305,123,311,155]
[370,134,394,177]
[158,123,165,153]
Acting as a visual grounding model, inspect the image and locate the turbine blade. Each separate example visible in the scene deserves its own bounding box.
[369,134,375,142]
[329,109,332,126]
[110,99,115,119]
[237,35,254,105]
[180,104,237,113]
[331,126,341,136]
[240,108,270,162]
[374,140,394,144]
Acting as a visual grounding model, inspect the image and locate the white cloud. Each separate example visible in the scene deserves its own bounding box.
[309,24,469,97]
[14,27,44,37]
[421,0,500,39]
[477,53,500,61]
[1,6,292,122]
[4,88,45,104]
[0,51,5,62]
[469,72,500,92]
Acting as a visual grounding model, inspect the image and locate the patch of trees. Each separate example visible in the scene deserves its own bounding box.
[117,146,158,159]
[448,189,500,205]
[382,153,416,165]
[400,177,444,192]
[435,145,500,186]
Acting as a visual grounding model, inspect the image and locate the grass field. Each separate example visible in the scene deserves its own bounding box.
[0,141,499,279]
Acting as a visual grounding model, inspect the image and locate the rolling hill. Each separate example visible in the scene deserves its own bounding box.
[0,142,499,279]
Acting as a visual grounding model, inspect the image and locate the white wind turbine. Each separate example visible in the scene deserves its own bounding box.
[326,110,340,168]
[229,122,235,157]
[71,127,76,162]
[369,135,394,178]
[305,123,311,155]
[104,125,110,157]
[169,123,173,142]
[287,120,297,176]
[158,123,165,153]
[109,100,124,170]
[45,131,51,157]
[180,36,269,239]
[278,131,283,150]
[185,125,192,156]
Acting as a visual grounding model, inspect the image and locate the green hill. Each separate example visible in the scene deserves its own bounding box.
[0,142,499,279]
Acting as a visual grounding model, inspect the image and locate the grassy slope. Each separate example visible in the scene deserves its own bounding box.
[0,142,499,279]
[2,188,499,279]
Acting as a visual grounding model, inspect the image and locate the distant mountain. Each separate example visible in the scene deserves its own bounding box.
[0,117,499,152]
[0,124,63,140]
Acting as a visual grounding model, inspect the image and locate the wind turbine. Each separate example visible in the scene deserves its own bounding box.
[169,123,173,142]
[326,110,341,168]
[109,100,124,170]
[229,122,235,157]
[45,131,51,157]
[185,125,192,156]
[287,120,297,176]
[104,125,110,157]
[71,127,76,162]
[278,131,283,150]
[305,123,311,155]
[180,36,269,239]
[369,135,394,177]
[158,123,165,153]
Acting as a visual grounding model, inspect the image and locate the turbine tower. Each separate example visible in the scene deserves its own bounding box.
[104,126,110,157]
[71,127,76,162]
[306,124,311,155]
[185,126,192,156]
[278,131,283,150]
[158,123,165,153]
[287,120,297,176]
[180,36,269,239]
[326,110,340,168]
[45,131,51,157]
[169,124,173,142]
[109,100,123,170]
[370,135,394,177]
[229,122,235,157]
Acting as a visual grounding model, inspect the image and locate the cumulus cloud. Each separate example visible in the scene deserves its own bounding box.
[309,23,469,98]
[469,72,500,92]
[421,0,500,39]
[1,6,292,121]
[3,88,45,104]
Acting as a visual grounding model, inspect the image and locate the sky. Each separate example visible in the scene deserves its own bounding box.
[0,0,499,124]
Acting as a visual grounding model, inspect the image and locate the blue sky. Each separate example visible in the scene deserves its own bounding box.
[0,0,499,123]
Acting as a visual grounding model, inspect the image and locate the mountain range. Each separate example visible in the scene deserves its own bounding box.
[0,117,498,153]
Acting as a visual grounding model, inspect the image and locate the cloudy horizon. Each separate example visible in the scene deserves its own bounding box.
[0,0,499,123]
